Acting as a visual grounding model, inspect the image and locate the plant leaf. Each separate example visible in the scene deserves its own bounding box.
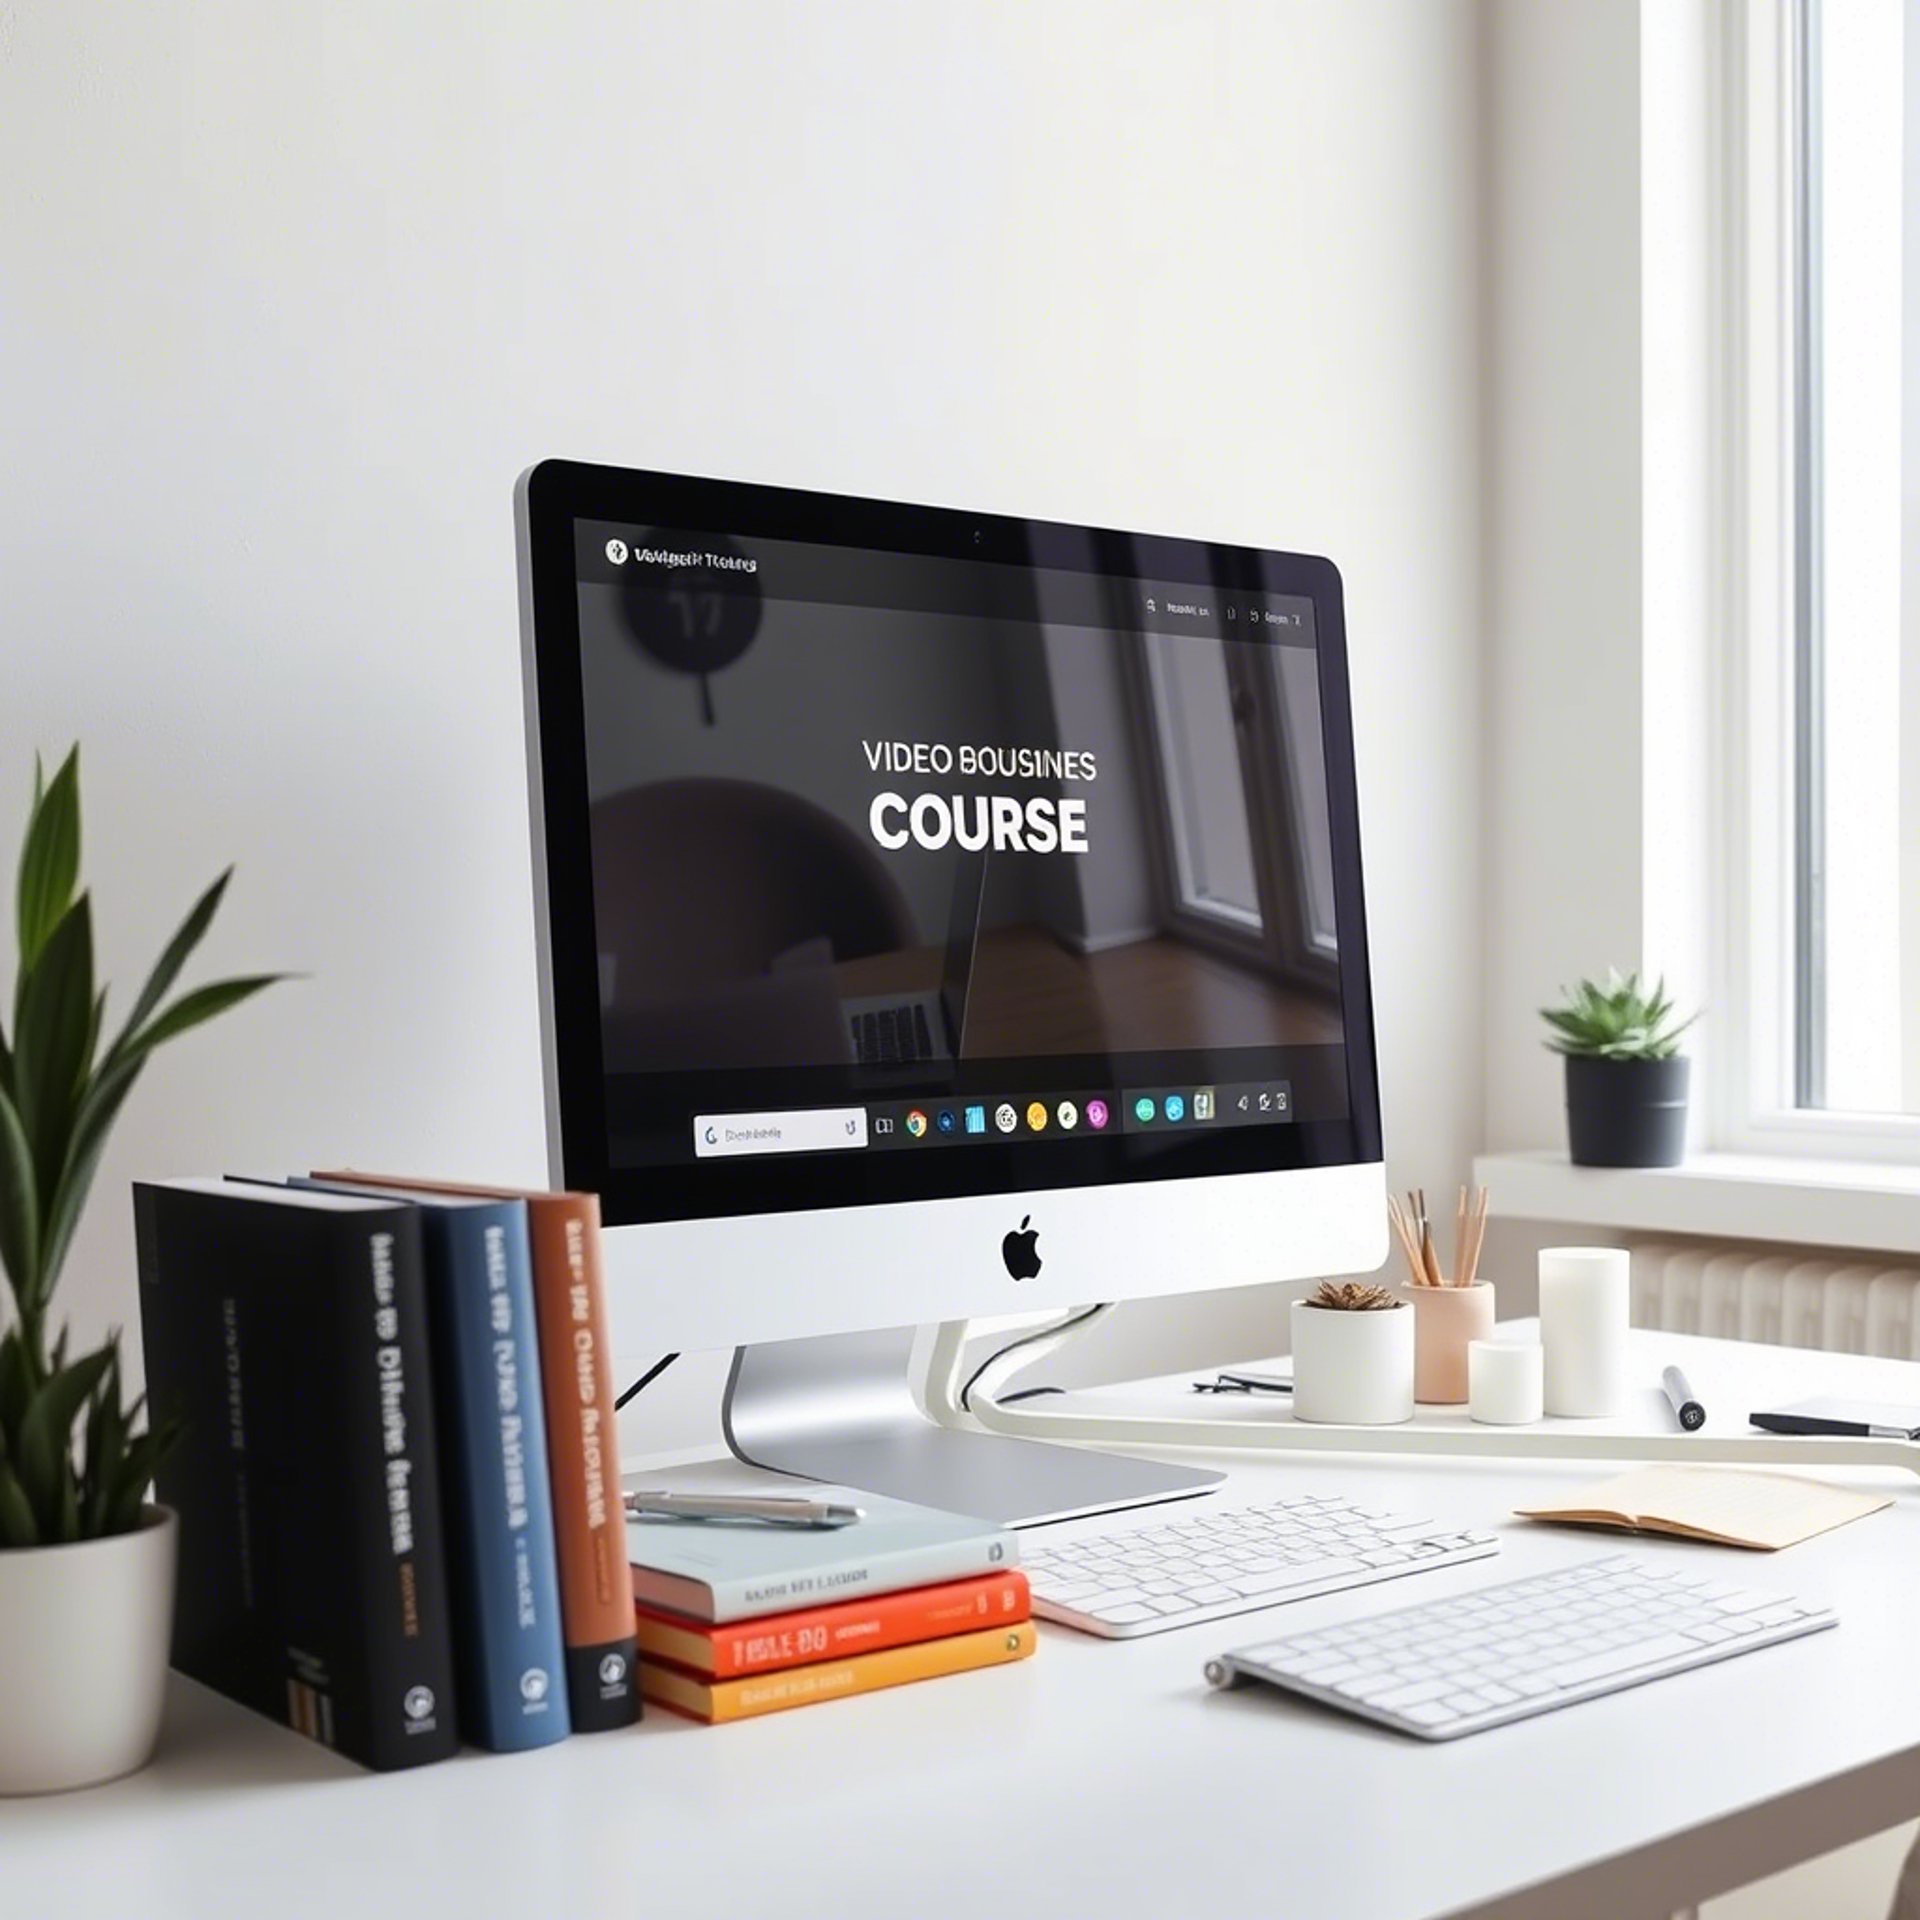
[81,1356,117,1535]
[102,1422,175,1536]
[36,1048,145,1305]
[0,1328,35,1447]
[123,974,284,1057]
[105,867,233,1065]
[0,1084,39,1308]
[15,746,79,980]
[0,1456,38,1548]
[15,1343,114,1534]
[82,985,106,1081]
[13,895,94,1199]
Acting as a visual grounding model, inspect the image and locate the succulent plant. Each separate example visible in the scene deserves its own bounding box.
[1305,1279,1399,1312]
[0,748,284,1547]
[1539,969,1696,1062]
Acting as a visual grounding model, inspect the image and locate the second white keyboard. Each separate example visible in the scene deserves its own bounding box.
[1022,1491,1499,1637]
[1206,1553,1836,1738]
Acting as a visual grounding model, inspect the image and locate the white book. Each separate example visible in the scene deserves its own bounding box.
[628,1488,1018,1623]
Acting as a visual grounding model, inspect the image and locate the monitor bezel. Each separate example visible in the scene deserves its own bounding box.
[517,458,1383,1229]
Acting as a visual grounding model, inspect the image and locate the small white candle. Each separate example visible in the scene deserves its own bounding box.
[1538,1246,1631,1416]
[1468,1339,1544,1425]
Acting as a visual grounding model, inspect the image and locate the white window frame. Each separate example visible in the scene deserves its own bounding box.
[1718,0,1920,1162]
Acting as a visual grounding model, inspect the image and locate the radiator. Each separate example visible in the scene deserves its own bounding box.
[1632,1239,1920,1359]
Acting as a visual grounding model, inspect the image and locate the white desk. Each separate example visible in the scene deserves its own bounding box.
[5,1327,1918,1920]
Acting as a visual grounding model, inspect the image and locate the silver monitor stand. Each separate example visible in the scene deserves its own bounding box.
[722,1325,1221,1527]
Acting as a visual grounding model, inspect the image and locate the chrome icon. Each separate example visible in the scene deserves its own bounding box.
[905,1109,928,1138]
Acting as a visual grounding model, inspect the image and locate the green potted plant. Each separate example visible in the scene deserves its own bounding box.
[0,749,281,1794]
[1540,969,1696,1168]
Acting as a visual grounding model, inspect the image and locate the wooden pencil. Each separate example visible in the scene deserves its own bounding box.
[1461,1186,1490,1288]
[1386,1195,1425,1284]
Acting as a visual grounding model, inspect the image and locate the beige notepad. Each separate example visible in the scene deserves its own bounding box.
[1516,1465,1890,1551]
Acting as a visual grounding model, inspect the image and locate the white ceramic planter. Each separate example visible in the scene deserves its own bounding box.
[1290,1298,1414,1425]
[0,1505,177,1795]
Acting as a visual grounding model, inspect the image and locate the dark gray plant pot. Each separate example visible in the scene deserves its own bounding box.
[1564,1055,1689,1167]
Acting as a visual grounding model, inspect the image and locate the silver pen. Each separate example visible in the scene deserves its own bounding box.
[623,1490,865,1529]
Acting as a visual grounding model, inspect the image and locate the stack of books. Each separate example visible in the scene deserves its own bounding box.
[629,1490,1035,1723]
[135,1173,642,1771]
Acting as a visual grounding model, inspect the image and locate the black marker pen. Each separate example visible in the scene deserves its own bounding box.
[1662,1364,1706,1432]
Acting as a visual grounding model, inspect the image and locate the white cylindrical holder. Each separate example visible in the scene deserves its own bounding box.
[1468,1339,1544,1426]
[1539,1246,1631,1415]
[1289,1298,1414,1425]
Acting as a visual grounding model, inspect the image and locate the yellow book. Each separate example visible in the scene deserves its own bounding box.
[643,1621,1036,1723]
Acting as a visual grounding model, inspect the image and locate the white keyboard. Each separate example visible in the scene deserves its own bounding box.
[1022,1491,1498,1638]
[1206,1553,1836,1739]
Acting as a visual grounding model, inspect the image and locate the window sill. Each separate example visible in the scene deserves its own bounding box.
[1471,1149,1920,1257]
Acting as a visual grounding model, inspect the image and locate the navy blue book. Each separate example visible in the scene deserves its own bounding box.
[306,1181,572,1752]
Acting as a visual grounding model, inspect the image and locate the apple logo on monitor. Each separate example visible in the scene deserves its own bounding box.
[1001,1215,1041,1282]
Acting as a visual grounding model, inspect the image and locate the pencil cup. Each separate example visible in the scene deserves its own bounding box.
[1538,1246,1631,1416]
[1289,1298,1414,1425]
[1400,1282,1494,1403]
[1468,1339,1544,1425]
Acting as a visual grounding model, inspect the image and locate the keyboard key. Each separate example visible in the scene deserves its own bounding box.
[1547,1633,1700,1689]
[1231,1558,1368,1596]
[1079,1587,1151,1612]
[1369,1678,1455,1711]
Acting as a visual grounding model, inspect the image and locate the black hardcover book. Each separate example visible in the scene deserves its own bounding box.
[135,1179,459,1771]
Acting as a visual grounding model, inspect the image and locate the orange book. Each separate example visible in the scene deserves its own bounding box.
[636,1569,1030,1679]
[314,1172,639,1731]
[644,1621,1036,1724]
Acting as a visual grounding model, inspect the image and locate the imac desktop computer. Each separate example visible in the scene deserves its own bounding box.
[515,460,1385,1526]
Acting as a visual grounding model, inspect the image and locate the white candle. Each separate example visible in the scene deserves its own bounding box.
[1468,1339,1544,1424]
[1538,1246,1631,1415]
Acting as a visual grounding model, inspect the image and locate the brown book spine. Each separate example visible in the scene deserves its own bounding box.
[520,1191,641,1730]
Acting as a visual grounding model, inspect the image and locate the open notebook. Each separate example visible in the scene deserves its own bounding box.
[1516,1465,1890,1551]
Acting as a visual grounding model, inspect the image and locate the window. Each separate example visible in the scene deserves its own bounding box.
[1724,0,1920,1156]
[1136,628,1338,991]
[1793,0,1919,1117]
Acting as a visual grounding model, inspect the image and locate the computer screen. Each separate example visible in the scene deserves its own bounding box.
[521,464,1380,1232]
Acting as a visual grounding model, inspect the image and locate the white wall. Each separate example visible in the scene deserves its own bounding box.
[2,1,1485,1449]
[1481,0,1649,1153]
[1482,0,1725,1161]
